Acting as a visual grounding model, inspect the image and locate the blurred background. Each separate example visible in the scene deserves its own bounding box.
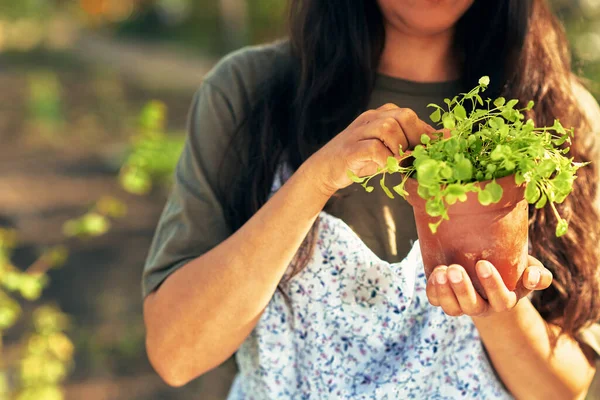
[0,0,598,399]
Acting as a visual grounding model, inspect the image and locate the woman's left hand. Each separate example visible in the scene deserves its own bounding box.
[426,256,553,317]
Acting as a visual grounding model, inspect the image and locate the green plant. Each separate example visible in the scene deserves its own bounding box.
[119,101,185,195]
[27,71,64,138]
[348,76,586,237]
[0,229,73,400]
[62,196,127,238]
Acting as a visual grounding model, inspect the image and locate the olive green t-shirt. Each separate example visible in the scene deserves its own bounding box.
[141,41,600,358]
[142,40,461,297]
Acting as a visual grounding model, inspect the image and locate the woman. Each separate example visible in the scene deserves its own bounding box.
[142,0,600,398]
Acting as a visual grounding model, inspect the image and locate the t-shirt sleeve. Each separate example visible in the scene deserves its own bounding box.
[142,81,238,298]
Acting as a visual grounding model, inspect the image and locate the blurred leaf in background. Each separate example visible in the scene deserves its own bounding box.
[26,71,65,141]
[0,229,73,400]
[119,101,185,195]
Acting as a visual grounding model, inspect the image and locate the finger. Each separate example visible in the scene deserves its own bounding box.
[522,266,552,291]
[377,103,400,112]
[528,256,553,288]
[426,272,440,307]
[352,109,379,127]
[353,104,400,127]
[377,108,435,148]
[514,255,552,298]
[476,260,518,313]
[447,264,488,316]
[355,139,394,169]
[433,266,463,317]
[362,117,408,155]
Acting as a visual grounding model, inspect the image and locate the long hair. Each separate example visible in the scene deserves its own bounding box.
[220,0,600,338]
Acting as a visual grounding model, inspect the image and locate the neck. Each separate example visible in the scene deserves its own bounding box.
[378,25,460,83]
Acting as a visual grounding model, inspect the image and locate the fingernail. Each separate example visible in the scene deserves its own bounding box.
[528,269,541,287]
[436,271,447,285]
[447,268,463,284]
[477,261,492,279]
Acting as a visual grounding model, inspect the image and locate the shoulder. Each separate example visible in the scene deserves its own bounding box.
[199,40,292,121]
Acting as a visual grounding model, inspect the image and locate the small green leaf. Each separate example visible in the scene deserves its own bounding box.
[446,184,466,197]
[494,97,506,107]
[393,183,408,198]
[428,219,442,234]
[454,105,467,120]
[506,99,519,109]
[525,181,541,203]
[426,199,444,217]
[485,181,503,203]
[453,158,473,181]
[552,135,569,146]
[387,157,400,173]
[430,108,441,123]
[421,134,431,145]
[515,173,526,185]
[556,219,568,237]
[479,76,490,87]
[347,169,365,183]
[504,160,516,171]
[380,176,395,199]
[416,159,440,185]
[442,113,456,129]
[555,192,569,204]
[478,189,493,206]
[440,165,453,179]
[537,159,556,178]
[535,194,547,209]
[526,100,535,110]
[364,186,374,193]
[417,183,430,199]
[553,120,566,135]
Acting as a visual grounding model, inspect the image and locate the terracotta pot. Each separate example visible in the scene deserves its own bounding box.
[405,174,529,296]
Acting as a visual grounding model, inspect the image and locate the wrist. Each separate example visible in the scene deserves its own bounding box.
[299,154,337,199]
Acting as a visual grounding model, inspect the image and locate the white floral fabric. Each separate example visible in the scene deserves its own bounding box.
[226,210,513,400]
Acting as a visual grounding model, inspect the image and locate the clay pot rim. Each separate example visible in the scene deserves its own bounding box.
[404,173,526,215]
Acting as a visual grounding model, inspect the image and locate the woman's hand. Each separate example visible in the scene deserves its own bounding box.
[304,103,436,197]
[426,256,553,317]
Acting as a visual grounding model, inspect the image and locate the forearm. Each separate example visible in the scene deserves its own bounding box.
[472,299,596,400]
[144,160,331,386]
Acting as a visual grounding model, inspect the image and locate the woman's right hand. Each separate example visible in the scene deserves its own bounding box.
[305,103,437,197]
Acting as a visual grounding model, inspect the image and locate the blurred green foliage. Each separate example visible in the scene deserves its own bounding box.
[26,71,64,138]
[62,197,127,238]
[0,229,73,400]
[0,0,55,20]
[119,101,185,195]
[116,0,287,54]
